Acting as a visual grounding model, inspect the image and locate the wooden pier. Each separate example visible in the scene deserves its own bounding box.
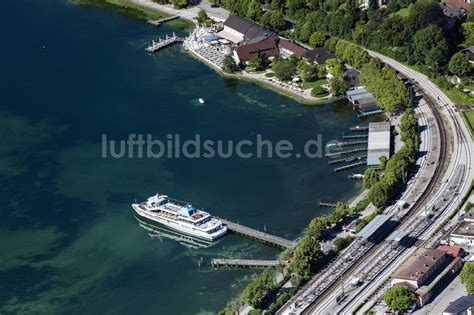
[211,258,288,268]
[218,218,295,249]
[342,134,368,139]
[328,155,366,165]
[147,15,180,27]
[318,202,338,208]
[145,32,185,53]
[350,125,369,132]
[325,147,367,158]
[334,161,366,172]
[338,140,368,147]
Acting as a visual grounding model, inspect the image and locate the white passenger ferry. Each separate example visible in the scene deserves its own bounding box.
[132,194,227,241]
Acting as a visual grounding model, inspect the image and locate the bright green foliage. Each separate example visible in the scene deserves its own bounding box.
[297,59,316,82]
[460,262,474,294]
[246,0,262,21]
[363,168,379,189]
[247,52,268,71]
[309,31,327,47]
[329,77,347,96]
[334,236,353,252]
[462,22,474,46]
[384,285,416,311]
[359,58,409,113]
[412,25,448,69]
[330,202,349,224]
[334,40,370,69]
[260,10,285,30]
[449,52,471,76]
[311,85,327,97]
[197,9,208,24]
[326,58,343,76]
[242,268,277,308]
[272,58,297,81]
[171,0,187,9]
[223,54,239,73]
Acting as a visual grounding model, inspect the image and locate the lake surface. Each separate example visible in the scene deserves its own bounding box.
[0,1,364,314]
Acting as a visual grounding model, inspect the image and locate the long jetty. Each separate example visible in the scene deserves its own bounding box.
[328,155,366,165]
[211,259,288,268]
[145,32,185,53]
[350,125,369,132]
[337,140,368,147]
[147,15,180,27]
[218,218,295,249]
[325,147,367,157]
[342,134,368,139]
[334,161,366,172]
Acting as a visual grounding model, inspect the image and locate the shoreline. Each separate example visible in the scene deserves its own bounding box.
[185,48,340,106]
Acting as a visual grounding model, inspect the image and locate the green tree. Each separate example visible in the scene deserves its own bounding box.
[412,25,448,69]
[384,285,416,311]
[270,10,285,30]
[326,58,343,76]
[368,182,388,208]
[449,52,471,76]
[334,236,353,252]
[298,21,312,43]
[223,54,239,73]
[330,202,349,224]
[309,31,327,47]
[242,268,276,308]
[197,9,208,25]
[291,235,324,277]
[462,22,474,46]
[272,58,297,80]
[460,262,474,294]
[363,168,379,189]
[246,0,262,21]
[247,52,267,71]
[171,0,188,9]
[329,77,347,96]
[297,59,316,82]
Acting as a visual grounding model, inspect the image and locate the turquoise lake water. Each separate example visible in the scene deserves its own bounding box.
[0,0,364,313]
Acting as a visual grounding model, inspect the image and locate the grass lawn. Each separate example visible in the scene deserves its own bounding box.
[302,78,326,90]
[462,110,474,137]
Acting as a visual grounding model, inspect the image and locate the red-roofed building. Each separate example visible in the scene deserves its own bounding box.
[233,37,279,64]
[437,245,464,257]
[279,38,308,58]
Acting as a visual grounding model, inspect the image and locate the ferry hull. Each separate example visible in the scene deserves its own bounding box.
[132,205,227,241]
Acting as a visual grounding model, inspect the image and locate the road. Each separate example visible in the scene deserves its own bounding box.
[278,51,473,315]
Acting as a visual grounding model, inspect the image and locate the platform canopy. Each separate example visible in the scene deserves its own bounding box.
[356,214,390,239]
[386,229,408,243]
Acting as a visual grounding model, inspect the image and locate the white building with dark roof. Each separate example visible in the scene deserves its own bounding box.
[367,122,391,167]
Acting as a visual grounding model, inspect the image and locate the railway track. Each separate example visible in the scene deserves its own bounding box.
[277,76,449,315]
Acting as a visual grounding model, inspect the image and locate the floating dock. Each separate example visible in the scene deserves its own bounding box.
[218,218,295,249]
[211,259,288,268]
[328,155,366,165]
[334,161,367,172]
[318,202,338,208]
[350,125,369,132]
[342,134,368,139]
[325,147,367,157]
[337,140,368,147]
[147,15,180,27]
[145,32,185,53]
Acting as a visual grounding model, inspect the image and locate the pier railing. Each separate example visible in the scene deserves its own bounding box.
[211,258,288,268]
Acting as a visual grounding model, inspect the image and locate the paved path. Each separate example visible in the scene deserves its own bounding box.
[413,276,466,315]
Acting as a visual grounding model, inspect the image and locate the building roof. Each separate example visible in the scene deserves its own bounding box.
[223,15,275,43]
[367,122,391,166]
[303,47,335,65]
[443,295,474,314]
[357,214,390,239]
[279,38,307,57]
[387,230,408,243]
[452,221,474,236]
[436,245,464,257]
[392,248,447,282]
[217,29,241,44]
[223,15,254,35]
[235,37,279,62]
